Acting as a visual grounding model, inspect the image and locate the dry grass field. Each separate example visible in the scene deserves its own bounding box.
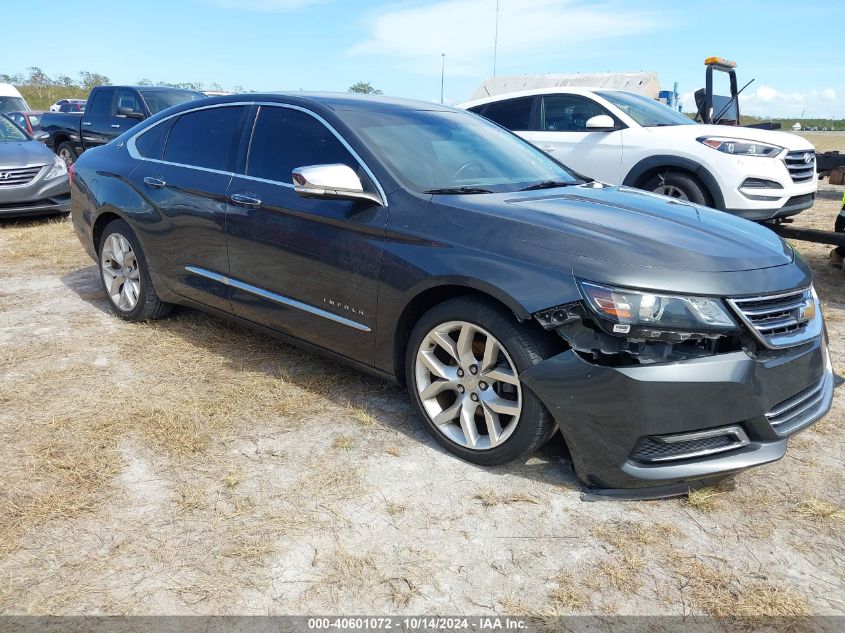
[794,131,845,154]
[0,188,843,619]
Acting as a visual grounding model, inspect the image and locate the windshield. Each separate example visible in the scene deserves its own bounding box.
[340,109,581,193]
[0,114,28,142]
[597,91,696,127]
[139,89,205,115]
[0,96,28,114]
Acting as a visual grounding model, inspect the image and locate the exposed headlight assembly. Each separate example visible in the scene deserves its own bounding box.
[45,154,68,180]
[697,136,783,158]
[578,281,738,336]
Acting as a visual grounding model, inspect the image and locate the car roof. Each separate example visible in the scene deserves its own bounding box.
[458,86,624,108]
[198,91,457,112]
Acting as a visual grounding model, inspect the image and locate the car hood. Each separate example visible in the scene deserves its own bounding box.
[651,123,815,151]
[435,183,793,273]
[0,140,53,168]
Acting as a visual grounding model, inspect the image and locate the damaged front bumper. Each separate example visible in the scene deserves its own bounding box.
[520,334,833,494]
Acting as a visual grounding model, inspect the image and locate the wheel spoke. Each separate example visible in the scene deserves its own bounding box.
[420,379,457,400]
[419,350,454,381]
[109,235,125,265]
[456,323,476,366]
[483,395,520,417]
[484,365,519,386]
[104,271,123,296]
[433,399,461,426]
[430,330,459,363]
[481,403,503,447]
[459,399,480,448]
[481,337,500,373]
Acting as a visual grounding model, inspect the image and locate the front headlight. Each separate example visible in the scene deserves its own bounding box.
[698,136,783,158]
[579,281,738,334]
[45,154,68,180]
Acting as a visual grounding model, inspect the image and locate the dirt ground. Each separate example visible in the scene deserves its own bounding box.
[0,186,843,619]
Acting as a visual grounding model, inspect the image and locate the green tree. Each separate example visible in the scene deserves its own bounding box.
[26,67,51,97]
[348,81,382,95]
[78,71,111,90]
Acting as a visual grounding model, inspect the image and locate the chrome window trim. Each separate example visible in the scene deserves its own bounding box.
[185,266,371,332]
[126,101,388,206]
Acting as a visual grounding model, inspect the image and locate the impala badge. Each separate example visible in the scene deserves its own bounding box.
[323,297,365,316]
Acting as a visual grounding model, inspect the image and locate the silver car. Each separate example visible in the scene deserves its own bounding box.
[0,113,70,217]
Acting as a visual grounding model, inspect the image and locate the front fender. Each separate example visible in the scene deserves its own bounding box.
[622,154,725,210]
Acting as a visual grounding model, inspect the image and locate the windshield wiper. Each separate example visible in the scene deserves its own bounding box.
[519,180,573,192]
[424,186,493,194]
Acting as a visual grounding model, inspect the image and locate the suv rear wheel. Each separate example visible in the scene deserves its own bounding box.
[643,171,709,205]
[406,297,557,466]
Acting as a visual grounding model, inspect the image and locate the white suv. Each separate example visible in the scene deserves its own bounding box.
[460,88,817,221]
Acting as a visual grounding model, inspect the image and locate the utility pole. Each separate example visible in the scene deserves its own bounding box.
[441,53,446,104]
[493,0,500,76]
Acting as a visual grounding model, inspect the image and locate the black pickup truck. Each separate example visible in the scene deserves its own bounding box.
[41,85,204,164]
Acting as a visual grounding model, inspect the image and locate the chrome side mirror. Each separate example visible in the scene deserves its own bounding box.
[34,131,50,143]
[585,114,617,131]
[292,163,382,204]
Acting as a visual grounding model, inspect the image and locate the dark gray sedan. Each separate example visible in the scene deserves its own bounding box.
[0,113,70,217]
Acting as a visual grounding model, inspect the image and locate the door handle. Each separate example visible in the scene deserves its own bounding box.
[82,121,92,126]
[229,193,262,208]
[143,176,166,189]
[111,124,120,129]
[539,145,556,152]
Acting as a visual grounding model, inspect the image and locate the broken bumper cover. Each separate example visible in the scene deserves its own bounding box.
[520,335,832,491]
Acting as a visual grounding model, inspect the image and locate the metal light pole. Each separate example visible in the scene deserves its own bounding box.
[441,53,446,104]
[493,0,499,76]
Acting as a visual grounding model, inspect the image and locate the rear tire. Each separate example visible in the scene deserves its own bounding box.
[405,296,557,466]
[643,171,710,205]
[98,219,171,321]
[56,142,78,166]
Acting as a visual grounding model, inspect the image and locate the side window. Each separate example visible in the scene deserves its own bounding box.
[477,97,534,131]
[134,119,174,160]
[246,107,357,183]
[541,95,610,132]
[85,89,114,117]
[116,90,143,116]
[163,106,246,171]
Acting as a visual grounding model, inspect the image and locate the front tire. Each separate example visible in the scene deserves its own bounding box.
[405,297,556,466]
[643,171,710,205]
[98,219,171,321]
[56,142,78,166]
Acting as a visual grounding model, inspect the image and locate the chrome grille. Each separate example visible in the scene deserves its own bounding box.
[728,288,817,349]
[783,150,815,183]
[767,372,831,436]
[630,426,749,463]
[0,166,43,187]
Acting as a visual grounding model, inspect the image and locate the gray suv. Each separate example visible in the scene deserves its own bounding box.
[0,113,70,217]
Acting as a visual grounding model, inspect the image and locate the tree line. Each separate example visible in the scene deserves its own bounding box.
[1,67,383,109]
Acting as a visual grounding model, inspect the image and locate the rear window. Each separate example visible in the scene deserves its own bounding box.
[474,97,534,131]
[86,89,114,116]
[163,106,245,171]
[134,119,173,160]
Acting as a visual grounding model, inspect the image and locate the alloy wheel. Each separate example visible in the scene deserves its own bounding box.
[414,320,522,450]
[101,233,141,312]
[654,185,690,200]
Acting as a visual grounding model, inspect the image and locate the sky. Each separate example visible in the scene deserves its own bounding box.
[3,0,844,118]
